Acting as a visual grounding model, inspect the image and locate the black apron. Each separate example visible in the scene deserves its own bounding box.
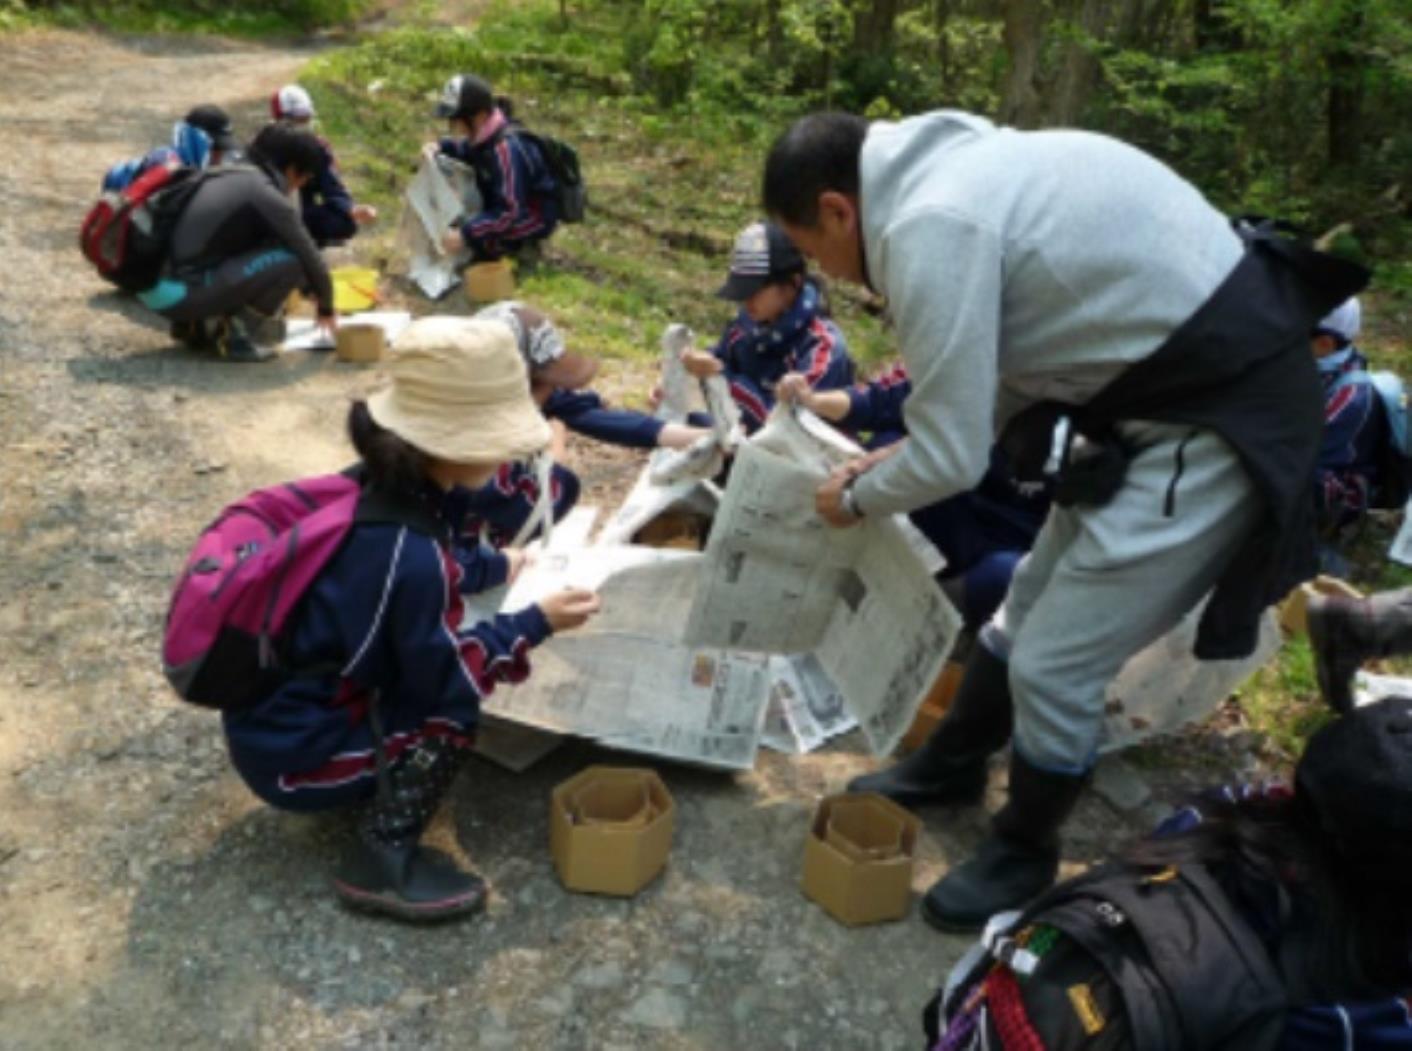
[1003,220,1369,660]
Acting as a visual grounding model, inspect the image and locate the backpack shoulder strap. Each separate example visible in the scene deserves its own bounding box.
[1329,368,1373,395]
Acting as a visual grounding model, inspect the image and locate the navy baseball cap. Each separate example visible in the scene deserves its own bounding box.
[716,221,805,301]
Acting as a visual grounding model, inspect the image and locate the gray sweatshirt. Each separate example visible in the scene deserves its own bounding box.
[852,111,1243,516]
[168,164,335,315]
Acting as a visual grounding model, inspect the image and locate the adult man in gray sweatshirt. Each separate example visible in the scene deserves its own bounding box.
[763,110,1357,931]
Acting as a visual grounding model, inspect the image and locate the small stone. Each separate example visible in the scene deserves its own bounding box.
[1092,756,1152,812]
[575,961,624,989]
[648,958,694,987]
[625,988,687,1030]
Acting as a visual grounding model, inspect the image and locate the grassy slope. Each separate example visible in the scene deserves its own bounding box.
[302,0,895,388]
[312,0,1407,763]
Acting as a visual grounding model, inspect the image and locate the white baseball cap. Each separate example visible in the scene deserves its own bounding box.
[271,85,316,122]
[1316,297,1362,343]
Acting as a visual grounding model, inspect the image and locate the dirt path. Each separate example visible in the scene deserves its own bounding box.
[0,28,1173,1050]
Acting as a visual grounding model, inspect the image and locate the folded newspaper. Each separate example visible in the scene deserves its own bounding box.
[399,153,481,298]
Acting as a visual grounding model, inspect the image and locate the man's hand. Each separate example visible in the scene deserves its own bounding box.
[440,229,464,255]
[816,465,863,528]
[421,142,441,162]
[316,312,339,338]
[352,204,378,225]
[539,588,601,632]
[680,348,723,380]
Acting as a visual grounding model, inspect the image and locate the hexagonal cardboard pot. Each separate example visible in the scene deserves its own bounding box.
[550,766,675,896]
[801,793,921,926]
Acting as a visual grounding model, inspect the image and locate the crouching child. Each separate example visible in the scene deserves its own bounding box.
[164,317,599,921]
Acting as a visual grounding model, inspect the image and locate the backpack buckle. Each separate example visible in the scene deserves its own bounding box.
[991,936,1040,976]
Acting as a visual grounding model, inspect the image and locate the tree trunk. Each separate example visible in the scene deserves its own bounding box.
[852,0,902,56]
[934,0,952,94]
[999,0,1048,128]
[1326,3,1366,168]
[765,0,783,63]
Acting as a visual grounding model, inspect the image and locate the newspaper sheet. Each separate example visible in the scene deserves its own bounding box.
[1100,604,1282,751]
[685,409,961,755]
[400,154,480,298]
[1354,670,1412,708]
[760,654,857,754]
[598,460,720,546]
[1390,496,1412,565]
[481,550,770,770]
[281,310,413,353]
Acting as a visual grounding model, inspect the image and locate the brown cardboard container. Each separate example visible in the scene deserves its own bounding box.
[1278,575,1364,636]
[464,259,516,304]
[335,323,386,364]
[801,793,921,926]
[898,659,965,754]
[632,510,709,550]
[550,766,674,896]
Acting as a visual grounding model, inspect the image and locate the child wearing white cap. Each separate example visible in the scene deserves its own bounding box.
[270,84,377,246]
[1310,296,1383,561]
[221,316,599,922]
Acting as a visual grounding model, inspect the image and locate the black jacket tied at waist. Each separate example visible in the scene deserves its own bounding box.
[1002,219,1370,660]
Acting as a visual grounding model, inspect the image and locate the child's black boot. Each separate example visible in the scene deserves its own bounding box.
[846,643,1012,806]
[334,737,487,922]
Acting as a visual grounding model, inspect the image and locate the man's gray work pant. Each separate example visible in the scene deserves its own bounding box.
[986,419,1261,774]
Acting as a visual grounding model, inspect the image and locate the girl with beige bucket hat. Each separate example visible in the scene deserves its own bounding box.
[220,316,600,923]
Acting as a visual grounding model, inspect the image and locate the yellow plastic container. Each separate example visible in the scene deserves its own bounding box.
[332,266,380,313]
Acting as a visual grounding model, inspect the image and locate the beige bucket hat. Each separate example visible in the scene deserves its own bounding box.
[366,316,552,464]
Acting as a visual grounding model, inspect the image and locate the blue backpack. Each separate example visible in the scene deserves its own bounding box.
[1330,370,1412,506]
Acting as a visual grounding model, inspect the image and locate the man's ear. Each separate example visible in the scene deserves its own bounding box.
[818,190,857,233]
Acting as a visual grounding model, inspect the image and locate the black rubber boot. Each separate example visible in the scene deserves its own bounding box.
[1307,587,1412,713]
[921,750,1086,933]
[333,738,488,922]
[846,644,1013,806]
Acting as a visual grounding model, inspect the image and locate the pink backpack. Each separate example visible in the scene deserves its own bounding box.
[162,473,442,711]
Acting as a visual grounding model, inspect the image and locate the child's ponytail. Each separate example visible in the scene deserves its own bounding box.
[348,400,430,495]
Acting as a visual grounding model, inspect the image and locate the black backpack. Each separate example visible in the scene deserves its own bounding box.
[926,861,1287,1051]
[518,129,587,224]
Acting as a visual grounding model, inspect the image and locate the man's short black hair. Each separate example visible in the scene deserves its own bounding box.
[762,112,869,227]
[248,122,324,179]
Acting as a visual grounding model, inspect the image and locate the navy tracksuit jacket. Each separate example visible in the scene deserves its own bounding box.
[222,481,551,811]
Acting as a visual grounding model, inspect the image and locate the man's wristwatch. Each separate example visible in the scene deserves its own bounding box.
[841,477,864,519]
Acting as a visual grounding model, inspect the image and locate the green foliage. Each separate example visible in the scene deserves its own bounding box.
[303,0,895,366]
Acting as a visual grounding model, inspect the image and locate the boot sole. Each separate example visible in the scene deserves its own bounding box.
[333,880,487,923]
[919,893,989,934]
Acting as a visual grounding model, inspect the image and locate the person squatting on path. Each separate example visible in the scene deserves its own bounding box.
[140,123,337,362]
[269,84,378,247]
[678,221,856,434]
[430,74,557,263]
[777,364,1051,631]
[102,104,238,192]
[221,317,600,921]
[762,109,1367,931]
